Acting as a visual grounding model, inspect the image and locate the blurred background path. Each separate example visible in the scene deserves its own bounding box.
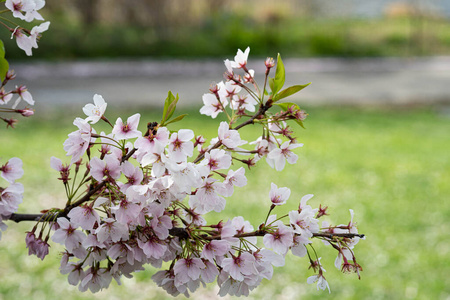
[12,56,450,109]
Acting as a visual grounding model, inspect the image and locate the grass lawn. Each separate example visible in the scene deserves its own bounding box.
[0,105,449,299]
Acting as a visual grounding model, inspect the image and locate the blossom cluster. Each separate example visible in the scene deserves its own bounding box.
[4,0,50,56]
[0,69,35,127]
[0,157,24,239]
[1,47,364,297]
[0,0,364,296]
[0,0,45,127]
[6,48,363,297]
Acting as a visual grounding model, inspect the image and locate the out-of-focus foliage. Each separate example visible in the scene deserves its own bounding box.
[1,0,450,59]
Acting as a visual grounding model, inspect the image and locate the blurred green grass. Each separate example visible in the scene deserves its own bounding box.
[0,105,449,299]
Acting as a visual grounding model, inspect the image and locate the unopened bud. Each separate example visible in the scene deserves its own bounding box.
[265,57,275,69]
[16,108,34,117]
[5,70,16,81]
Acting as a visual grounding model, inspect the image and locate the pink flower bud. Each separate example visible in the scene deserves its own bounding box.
[16,108,34,117]
[5,70,16,81]
[265,57,275,68]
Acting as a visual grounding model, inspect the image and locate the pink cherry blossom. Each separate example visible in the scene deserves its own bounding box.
[1,157,24,183]
[223,80,241,98]
[50,156,71,183]
[51,217,86,252]
[63,118,96,164]
[267,141,303,171]
[173,258,206,286]
[112,113,141,140]
[201,240,230,263]
[89,156,121,182]
[224,59,233,74]
[60,262,85,286]
[230,47,250,69]
[137,234,167,259]
[231,94,257,112]
[289,208,319,238]
[29,21,50,48]
[67,205,100,231]
[111,199,141,224]
[25,231,37,255]
[83,94,107,124]
[201,148,231,172]
[263,221,294,255]
[221,252,257,281]
[0,88,13,105]
[243,69,255,83]
[199,89,229,119]
[189,177,226,214]
[34,238,50,260]
[118,161,143,192]
[12,28,33,57]
[11,85,34,108]
[107,242,136,265]
[6,0,45,22]
[79,267,112,293]
[25,231,49,260]
[218,122,246,149]
[290,234,311,257]
[253,249,285,280]
[269,182,290,206]
[24,0,45,22]
[134,126,169,156]
[95,218,129,243]
[11,22,50,57]
[307,273,331,293]
[168,129,194,162]
[222,167,247,197]
[0,182,24,216]
[149,214,172,240]
[152,270,189,297]
[6,0,34,20]
[200,260,220,283]
[299,194,315,210]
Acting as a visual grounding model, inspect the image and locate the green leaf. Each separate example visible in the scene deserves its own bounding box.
[166,93,179,121]
[0,40,9,82]
[268,77,275,95]
[273,102,305,128]
[161,91,178,125]
[272,53,285,95]
[273,83,311,102]
[164,114,188,126]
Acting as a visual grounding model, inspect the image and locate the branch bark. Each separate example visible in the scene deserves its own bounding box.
[169,227,364,241]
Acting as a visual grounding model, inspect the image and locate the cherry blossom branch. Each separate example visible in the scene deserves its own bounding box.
[192,100,273,164]
[233,100,272,131]
[168,227,365,241]
[8,181,106,223]
[8,124,150,223]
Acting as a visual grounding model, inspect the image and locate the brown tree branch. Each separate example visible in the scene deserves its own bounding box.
[169,227,364,241]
